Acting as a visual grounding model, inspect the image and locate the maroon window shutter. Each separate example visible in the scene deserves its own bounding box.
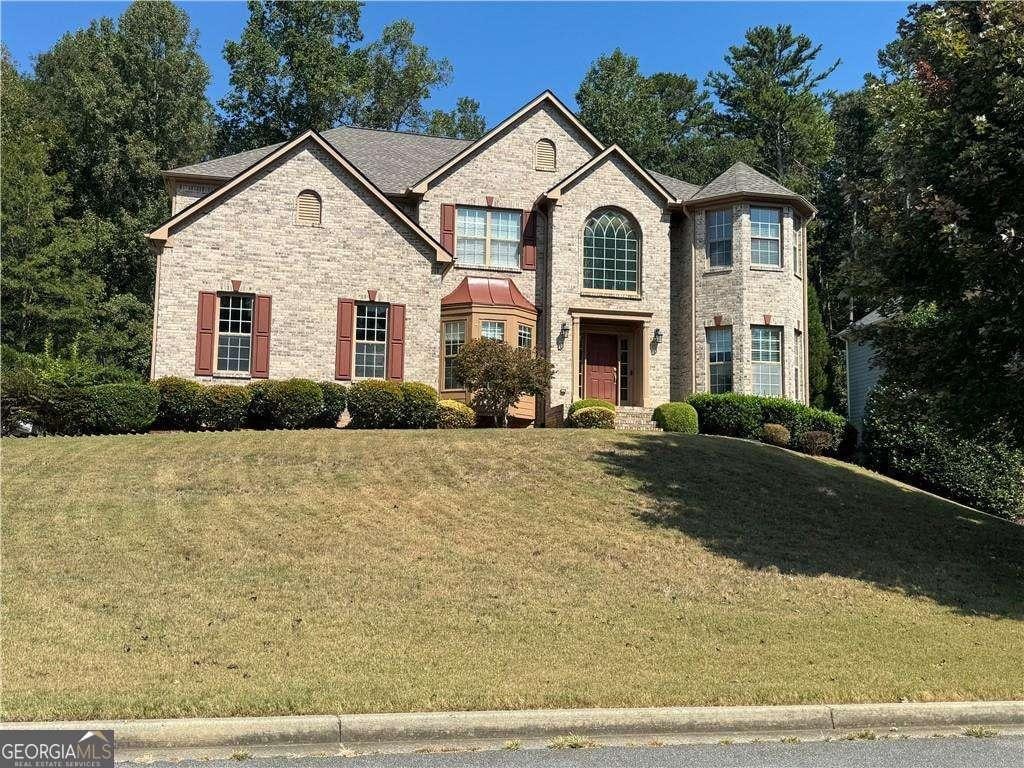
[387,303,406,382]
[335,299,355,380]
[251,295,272,378]
[522,208,537,270]
[195,291,217,375]
[441,204,455,254]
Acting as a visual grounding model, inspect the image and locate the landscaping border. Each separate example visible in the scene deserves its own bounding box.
[4,702,1022,755]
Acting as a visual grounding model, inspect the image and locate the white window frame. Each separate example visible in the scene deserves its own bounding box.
[215,293,253,374]
[455,207,522,269]
[517,323,532,349]
[707,208,733,268]
[583,209,640,294]
[793,216,803,277]
[443,319,466,390]
[354,302,388,379]
[751,325,783,396]
[707,326,733,394]
[481,320,505,342]
[750,207,782,267]
[794,329,803,401]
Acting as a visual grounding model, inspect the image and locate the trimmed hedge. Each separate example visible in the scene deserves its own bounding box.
[347,379,403,429]
[400,382,439,428]
[566,398,615,419]
[687,393,846,452]
[153,377,207,430]
[1,370,45,435]
[203,385,251,431]
[264,378,324,429]
[437,399,476,429]
[760,423,791,447]
[317,382,348,428]
[246,381,274,428]
[652,402,699,434]
[44,383,158,435]
[863,383,1024,520]
[567,406,615,429]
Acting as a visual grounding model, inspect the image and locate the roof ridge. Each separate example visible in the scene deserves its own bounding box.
[323,123,473,144]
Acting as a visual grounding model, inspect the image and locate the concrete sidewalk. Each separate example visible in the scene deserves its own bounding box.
[3,701,1023,758]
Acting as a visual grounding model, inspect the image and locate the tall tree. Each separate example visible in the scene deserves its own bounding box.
[707,25,838,193]
[218,0,364,151]
[805,283,832,409]
[427,97,486,140]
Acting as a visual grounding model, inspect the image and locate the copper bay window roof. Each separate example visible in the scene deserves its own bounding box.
[441,277,537,314]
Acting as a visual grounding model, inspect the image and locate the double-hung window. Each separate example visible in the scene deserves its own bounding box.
[707,209,733,268]
[217,294,253,373]
[443,320,466,389]
[481,320,505,342]
[517,324,532,349]
[793,216,803,277]
[355,303,388,378]
[455,208,522,269]
[751,326,782,396]
[750,207,781,267]
[707,327,733,394]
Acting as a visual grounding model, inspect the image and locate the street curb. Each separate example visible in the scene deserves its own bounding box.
[4,701,1022,752]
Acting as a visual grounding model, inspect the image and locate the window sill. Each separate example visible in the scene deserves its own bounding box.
[454,262,522,274]
[750,265,784,272]
[580,289,642,301]
[213,372,252,380]
[703,267,733,276]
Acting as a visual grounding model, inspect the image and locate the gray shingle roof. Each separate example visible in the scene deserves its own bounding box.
[167,126,472,194]
[649,170,701,201]
[689,161,813,211]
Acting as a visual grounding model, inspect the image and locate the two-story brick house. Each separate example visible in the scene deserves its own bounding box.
[149,91,814,425]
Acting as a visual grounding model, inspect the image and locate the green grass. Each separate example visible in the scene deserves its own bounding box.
[2,430,1022,721]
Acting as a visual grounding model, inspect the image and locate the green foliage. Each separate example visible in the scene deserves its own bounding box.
[399,382,439,429]
[806,284,831,409]
[436,399,475,429]
[2,341,137,387]
[265,378,325,429]
[652,402,700,434]
[317,381,348,427]
[245,381,274,428]
[687,393,846,451]
[566,406,615,429]
[202,385,251,431]
[346,379,403,429]
[863,382,1023,520]
[454,338,554,427]
[566,398,616,419]
[427,96,486,140]
[152,377,207,430]
[798,431,832,457]
[760,423,791,447]
[44,382,158,435]
[0,370,47,435]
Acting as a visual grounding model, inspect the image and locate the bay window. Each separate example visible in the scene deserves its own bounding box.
[750,207,781,267]
[707,327,733,394]
[443,320,466,390]
[751,325,782,396]
[707,209,733,268]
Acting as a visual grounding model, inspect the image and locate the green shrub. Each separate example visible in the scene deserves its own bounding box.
[566,398,616,419]
[202,385,251,431]
[1,370,47,435]
[437,399,476,429]
[317,382,348,427]
[687,393,762,438]
[761,423,791,447]
[798,430,832,456]
[153,377,207,430]
[246,381,274,428]
[347,379,403,428]
[265,378,324,429]
[567,406,615,429]
[400,382,439,428]
[652,402,699,433]
[88,383,159,434]
[864,383,1024,520]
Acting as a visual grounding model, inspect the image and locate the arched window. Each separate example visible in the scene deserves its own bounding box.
[535,138,556,171]
[583,209,639,292]
[296,190,322,226]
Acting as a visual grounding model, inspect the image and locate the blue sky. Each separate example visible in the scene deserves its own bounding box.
[1,1,910,124]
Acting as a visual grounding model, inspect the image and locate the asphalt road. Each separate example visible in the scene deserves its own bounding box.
[136,736,1023,768]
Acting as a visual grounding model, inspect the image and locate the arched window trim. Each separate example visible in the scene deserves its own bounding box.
[581,207,641,295]
[296,189,322,227]
[535,138,557,172]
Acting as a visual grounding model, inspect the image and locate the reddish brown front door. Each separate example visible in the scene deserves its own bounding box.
[585,333,618,404]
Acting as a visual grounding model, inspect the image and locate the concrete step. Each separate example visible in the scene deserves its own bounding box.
[614,406,661,432]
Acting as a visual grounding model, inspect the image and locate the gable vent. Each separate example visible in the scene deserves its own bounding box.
[296,190,322,226]
[535,139,556,172]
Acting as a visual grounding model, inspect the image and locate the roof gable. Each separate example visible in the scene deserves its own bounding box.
[149,130,451,261]
[542,145,679,206]
[689,161,816,215]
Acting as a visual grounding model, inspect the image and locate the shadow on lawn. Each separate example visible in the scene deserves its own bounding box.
[596,434,1024,619]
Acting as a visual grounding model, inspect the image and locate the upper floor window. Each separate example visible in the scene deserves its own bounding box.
[355,303,388,378]
[296,190,322,226]
[535,139,556,171]
[707,209,733,268]
[481,320,505,342]
[217,294,253,373]
[707,326,733,394]
[751,325,782,396]
[750,207,781,266]
[456,207,521,269]
[583,209,639,293]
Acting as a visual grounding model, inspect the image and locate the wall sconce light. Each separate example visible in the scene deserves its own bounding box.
[560,321,570,335]
[653,328,664,344]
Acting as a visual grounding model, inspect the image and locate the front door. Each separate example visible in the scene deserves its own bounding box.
[585,333,618,404]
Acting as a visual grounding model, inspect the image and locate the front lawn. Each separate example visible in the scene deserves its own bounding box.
[2,429,1021,720]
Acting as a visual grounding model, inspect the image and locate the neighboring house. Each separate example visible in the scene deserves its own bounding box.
[839,309,888,434]
[149,91,814,425]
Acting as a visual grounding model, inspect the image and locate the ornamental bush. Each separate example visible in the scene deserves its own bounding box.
[202,385,251,431]
[652,402,699,434]
[453,338,554,427]
[88,383,159,434]
[566,398,615,419]
[152,377,207,430]
[265,378,325,429]
[566,405,615,429]
[798,430,832,456]
[317,382,349,428]
[687,393,846,451]
[437,399,476,429]
[346,379,403,429]
[246,381,274,428]
[760,423,791,447]
[400,382,439,428]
